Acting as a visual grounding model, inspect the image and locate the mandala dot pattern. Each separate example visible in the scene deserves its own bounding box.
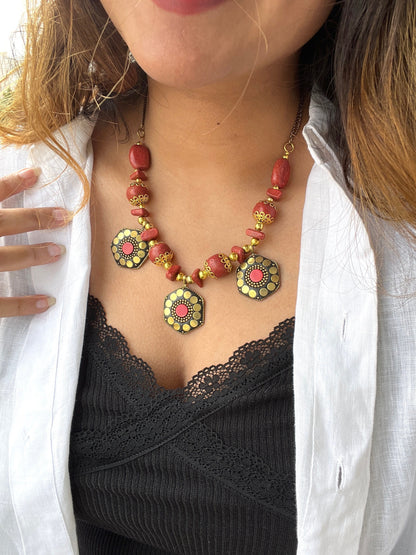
[236,255,280,300]
[163,288,205,333]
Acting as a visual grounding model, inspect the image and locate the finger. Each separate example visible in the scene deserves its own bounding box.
[0,295,56,318]
[0,243,66,271]
[0,207,69,237]
[0,168,41,202]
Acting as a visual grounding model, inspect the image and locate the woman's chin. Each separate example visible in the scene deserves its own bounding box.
[136,53,233,91]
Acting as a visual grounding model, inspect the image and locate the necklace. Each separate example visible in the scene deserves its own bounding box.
[111,97,304,334]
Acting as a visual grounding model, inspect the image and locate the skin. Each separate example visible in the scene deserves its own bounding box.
[1,0,333,387]
[0,169,67,316]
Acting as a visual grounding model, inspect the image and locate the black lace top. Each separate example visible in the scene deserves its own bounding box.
[69,295,297,554]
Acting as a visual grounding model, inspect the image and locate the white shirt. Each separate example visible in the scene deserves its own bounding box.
[0,99,415,554]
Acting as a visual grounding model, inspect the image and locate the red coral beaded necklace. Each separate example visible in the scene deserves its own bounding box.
[111,96,305,334]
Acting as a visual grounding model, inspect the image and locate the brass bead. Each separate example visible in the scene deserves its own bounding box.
[267,197,274,203]
[185,276,193,284]
[243,244,254,253]
[149,240,157,247]
[144,223,153,230]
[164,261,172,270]
[138,217,147,225]
[229,252,238,262]
[255,222,264,231]
[176,272,185,281]
[251,238,260,246]
[199,270,208,280]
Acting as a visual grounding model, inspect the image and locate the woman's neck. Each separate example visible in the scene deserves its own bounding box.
[138,59,303,189]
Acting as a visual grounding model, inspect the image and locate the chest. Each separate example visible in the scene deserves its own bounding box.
[88,138,310,389]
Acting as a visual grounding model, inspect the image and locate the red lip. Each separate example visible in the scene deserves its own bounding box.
[151,0,226,15]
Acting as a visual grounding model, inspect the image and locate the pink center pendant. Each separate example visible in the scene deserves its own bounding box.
[163,287,205,334]
[236,255,280,300]
[111,229,149,269]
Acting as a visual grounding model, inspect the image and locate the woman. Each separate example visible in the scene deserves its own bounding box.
[0,0,415,553]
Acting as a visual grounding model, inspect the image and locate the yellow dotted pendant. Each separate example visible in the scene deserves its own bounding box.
[111,228,149,269]
[164,288,205,334]
[236,255,280,300]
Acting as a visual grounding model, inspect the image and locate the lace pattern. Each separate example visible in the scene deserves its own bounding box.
[70,295,295,518]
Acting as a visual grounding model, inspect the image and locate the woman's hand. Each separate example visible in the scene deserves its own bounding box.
[0,168,69,317]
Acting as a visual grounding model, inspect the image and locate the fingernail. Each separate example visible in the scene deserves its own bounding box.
[52,209,68,226]
[17,167,41,188]
[47,244,66,257]
[35,297,56,310]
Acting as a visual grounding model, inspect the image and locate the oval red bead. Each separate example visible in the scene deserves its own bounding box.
[231,246,246,264]
[191,268,203,288]
[271,158,290,188]
[149,242,172,265]
[166,264,181,281]
[141,227,159,241]
[266,188,283,201]
[204,254,232,278]
[252,201,277,223]
[130,169,148,181]
[129,144,151,170]
[131,208,149,217]
[246,228,265,240]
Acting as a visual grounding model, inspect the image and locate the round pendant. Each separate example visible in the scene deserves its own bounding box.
[163,287,205,334]
[236,255,280,300]
[111,228,149,269]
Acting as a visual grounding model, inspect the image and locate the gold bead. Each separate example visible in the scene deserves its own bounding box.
[176,272,185,281]
[267,197,274,203]
[229,252,238,262]
[243,244,254,253]
[199,270,208,280]
[138,217,147,225]
[251,238,260,246]
[144,223,153,230]
[185,276,193,284]
[255,223,264,231]
[164,261,172,270]
[149,240,157,247]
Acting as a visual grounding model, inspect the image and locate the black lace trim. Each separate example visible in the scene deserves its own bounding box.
[170,422,296,518]
[70,295,295,476]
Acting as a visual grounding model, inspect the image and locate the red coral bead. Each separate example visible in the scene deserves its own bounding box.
[271,158,290,188]
[141,227,159,241]
[149,243,173,265]
[204,254,232,278]
[126,184,148,200]
[129,144,151,170]
[231,246,246,264]
[166,264,181,281]
[191,268,203,288]
[131,208,149,217]
[252,201,277,224]
[126,184,149,205]
[246,228,265,240]
[130,169,148,181]
[266,188,283,201]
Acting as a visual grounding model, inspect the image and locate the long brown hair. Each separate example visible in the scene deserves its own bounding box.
[1,0,416,238]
